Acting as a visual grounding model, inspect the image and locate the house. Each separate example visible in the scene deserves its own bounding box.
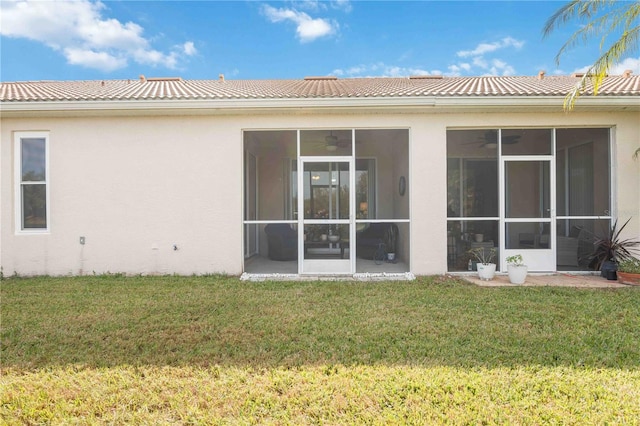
[1,73,639,277]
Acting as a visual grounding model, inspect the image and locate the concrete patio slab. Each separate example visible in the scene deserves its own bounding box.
[462,273,631,288]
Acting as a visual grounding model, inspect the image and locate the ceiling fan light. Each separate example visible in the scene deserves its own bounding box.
[326,144,338,151]
[485,142,498,149]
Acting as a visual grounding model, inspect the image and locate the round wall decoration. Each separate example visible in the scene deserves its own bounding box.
[399,176,406,196]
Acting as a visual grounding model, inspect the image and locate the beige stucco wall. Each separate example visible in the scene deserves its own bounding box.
[1,115,243,276]
[1,109,639,276]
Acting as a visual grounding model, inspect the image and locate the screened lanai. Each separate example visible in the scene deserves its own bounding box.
[243,129,410,276]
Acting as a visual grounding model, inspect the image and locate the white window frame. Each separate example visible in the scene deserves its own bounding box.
[14,131,50,234]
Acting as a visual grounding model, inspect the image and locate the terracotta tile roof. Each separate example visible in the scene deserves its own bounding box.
[1,75,639,102]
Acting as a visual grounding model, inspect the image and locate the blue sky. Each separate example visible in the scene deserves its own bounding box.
[1,0,639,82]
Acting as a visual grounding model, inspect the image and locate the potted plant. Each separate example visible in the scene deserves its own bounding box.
[506,254,527,284]
[617,257,640,286]
[588,218,640,280]
[469,247,496,281]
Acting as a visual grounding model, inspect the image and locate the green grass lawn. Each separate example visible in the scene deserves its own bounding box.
[2,275,639,424]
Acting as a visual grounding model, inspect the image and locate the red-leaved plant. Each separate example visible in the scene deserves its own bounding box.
[588,218,640,270]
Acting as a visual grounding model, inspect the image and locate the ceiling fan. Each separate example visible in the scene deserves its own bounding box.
[325,131,357,151]
[464,131,520,149]
[307,131,353,151]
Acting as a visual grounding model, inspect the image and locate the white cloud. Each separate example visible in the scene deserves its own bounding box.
[609,57,640,75]
[261,4,337,42]
[458,42,499,58]
[472,57,489,69]
[332,65,365,76]
[444,36,524,76]
[295,0,352,13]
[447,63,472,76]
[331,0,352,13]
[554,57,640,77]
[463,57,516,76]
[492,59,507,69]
[489,59,516,76]
[133,48,178,69]
[182,41,197,56]
[457,37,525,58]
[298,18,335,41]
[0,0,195,72]
[64,48,126,72]
[569,57,640,76]
[331,62,440,78]
[296,0,323,12]
[571,64,592,74]
[332,36,525,79]
[447,65,461,76]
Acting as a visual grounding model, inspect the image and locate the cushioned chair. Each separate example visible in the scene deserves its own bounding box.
[557,225,584,267]
[264,224,298,261]
[356,222,398,259]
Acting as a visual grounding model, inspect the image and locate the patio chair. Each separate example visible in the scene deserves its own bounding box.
[264,224,298,261]
[356,222,399,259]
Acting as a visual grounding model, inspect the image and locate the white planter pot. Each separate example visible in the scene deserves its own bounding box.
[477,263,496,281]
[507,265,528,284]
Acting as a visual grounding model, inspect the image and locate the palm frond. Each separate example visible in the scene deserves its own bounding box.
[551,8,621,65]
[563,25,640,109]
[543,0,613,35]
[544,0,640,110]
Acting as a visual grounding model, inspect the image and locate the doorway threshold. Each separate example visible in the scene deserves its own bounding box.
[240,272,415,282]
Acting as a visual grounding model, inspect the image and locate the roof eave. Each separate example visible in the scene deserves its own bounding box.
[1,95,638,117]
[433,95,640,110]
